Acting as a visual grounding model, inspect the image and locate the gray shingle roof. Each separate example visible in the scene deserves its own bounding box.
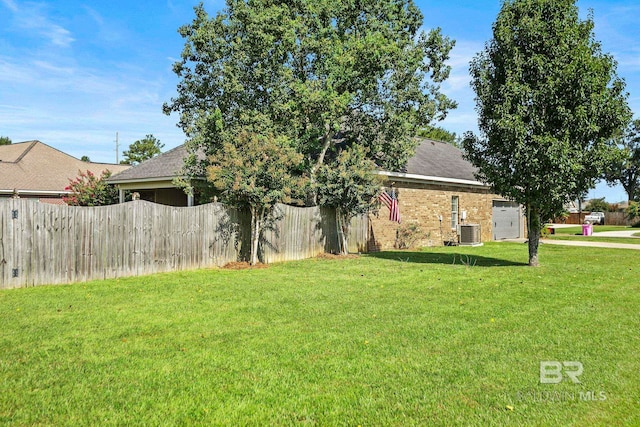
[107,138,480,184]
[403,139,479,182]
[108,144,189,182]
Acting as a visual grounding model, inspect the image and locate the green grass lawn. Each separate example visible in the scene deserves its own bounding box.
[1,243,639,426]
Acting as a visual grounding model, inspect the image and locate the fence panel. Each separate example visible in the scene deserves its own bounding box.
[0,200,368,288]
[604,212,632,226]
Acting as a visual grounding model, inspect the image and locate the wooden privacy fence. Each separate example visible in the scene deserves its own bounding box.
[0,199,368,289]
[604,212,633,226]
[554,212,633,226]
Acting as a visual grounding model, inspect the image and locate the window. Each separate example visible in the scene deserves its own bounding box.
[451,196,459,230]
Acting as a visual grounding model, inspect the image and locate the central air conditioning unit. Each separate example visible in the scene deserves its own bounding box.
[459,224,482,246]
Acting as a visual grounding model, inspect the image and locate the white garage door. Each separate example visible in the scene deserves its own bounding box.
[492,201,521,240]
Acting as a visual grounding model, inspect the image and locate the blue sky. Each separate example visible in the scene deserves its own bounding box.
[1,0,639,202]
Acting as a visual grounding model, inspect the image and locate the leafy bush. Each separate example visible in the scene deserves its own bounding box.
[627,202,640,226]
[540,226,552,239]
[395,222,428,249]
[585,197,611,213]
[63,170,119,206]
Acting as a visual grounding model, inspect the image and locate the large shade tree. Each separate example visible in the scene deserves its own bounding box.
[603,119,640,202]
[463,0,630,266]
[163,0,457,209]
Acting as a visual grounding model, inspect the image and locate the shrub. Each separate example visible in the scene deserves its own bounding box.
[540,226,552,239]
[626,201,640,220]
[395,222,428,249]
[63,170,119,206]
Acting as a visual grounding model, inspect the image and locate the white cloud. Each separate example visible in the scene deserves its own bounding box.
[82,5,104,26]
[46,25,74,47]
[31,60,74,75]
[439,40,483,94]
[3,0,75,48]
[1,0,18,12]
[0,51,184,162]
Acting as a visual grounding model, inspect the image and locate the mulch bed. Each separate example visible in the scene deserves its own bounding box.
[222,262,270,270]
[221,253,359,269]
[315,253,360,260]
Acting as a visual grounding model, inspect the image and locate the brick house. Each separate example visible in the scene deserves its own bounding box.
[0,140,129,204]
[369,139,524,249]
[108,139,525,247]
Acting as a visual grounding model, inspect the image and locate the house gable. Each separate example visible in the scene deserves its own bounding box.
[0,140,129,199]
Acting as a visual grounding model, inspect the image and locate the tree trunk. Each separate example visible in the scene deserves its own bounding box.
[527,206,541,267]
[336,208,349,255]
[309,127,334,206]
[624,182,637,203]
[249,206,261,265]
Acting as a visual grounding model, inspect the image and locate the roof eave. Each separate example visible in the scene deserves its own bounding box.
[106,176,177,185]
[0,189,71,196]
[377,171,488,188]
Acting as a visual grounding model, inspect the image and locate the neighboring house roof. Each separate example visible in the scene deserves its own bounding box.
[108,144,189,184]
[107,138,486,188]
[0,140,130,195]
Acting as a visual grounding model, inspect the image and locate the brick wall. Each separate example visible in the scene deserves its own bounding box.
[369,181,500,250]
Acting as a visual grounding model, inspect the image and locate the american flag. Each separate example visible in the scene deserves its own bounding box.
[378,188,401,223]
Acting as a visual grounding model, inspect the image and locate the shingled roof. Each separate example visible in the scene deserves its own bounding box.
[403,139,479,182]
[107,144,188,183]
[107,138,483,186]
[0,140,130,194]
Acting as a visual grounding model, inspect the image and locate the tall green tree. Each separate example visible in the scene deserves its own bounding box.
[163,0,456,205]
[121,134,164,165]
[0,136,11,145]
[463,0,630,266]
[416,125,458,146]
[584,197,610,213]
[316,145,382,255]
[603,119,640,202]
[208,129,304,265]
